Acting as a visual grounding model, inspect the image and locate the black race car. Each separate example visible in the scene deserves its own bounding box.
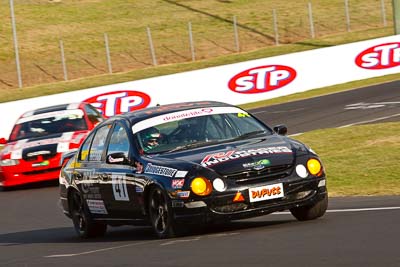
[59,101,328,239]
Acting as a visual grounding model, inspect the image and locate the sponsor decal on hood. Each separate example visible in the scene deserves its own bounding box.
[145,163,177,177]
[243,159,271,170]
[171,179,185,189]
[355,42,400,69]
[201,146,292,167]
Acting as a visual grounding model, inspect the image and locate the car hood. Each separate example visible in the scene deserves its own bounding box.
[158,135,301,175]
[0,131,87,160]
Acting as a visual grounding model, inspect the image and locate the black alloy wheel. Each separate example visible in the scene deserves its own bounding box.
[70,191,107,238]
[148,187,176,239]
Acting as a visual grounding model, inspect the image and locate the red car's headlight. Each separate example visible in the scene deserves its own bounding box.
[0,159,19,166]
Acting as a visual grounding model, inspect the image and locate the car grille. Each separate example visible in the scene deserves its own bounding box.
[223,164,293,185]
[23,153,57,161]
[211,189,316,214]
[22,167,61,176]
[22,145,58,161]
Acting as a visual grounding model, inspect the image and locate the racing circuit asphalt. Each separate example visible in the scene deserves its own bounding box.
[1,81,399,267]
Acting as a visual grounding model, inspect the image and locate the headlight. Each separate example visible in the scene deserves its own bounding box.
[295,164,308,178]
[0,159,19,166]
[191,177,212,196]
[213,178,226,192]
[307,158,323,176]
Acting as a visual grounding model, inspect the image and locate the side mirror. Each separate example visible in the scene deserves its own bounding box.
[0,138,7,145]
[273,124,288,136]
[60,150,77,167]
[106,152,130,165]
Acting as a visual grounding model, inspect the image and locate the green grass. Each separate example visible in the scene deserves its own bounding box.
[294,122,400,196]
[0,0,394,92]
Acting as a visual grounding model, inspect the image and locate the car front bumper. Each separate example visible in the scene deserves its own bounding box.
[172,177,327,223]
[0,157,62,187]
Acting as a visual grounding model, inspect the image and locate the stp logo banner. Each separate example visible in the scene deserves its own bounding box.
[228,65,296,94]
[355,42,400,69]
[83,90,151,118]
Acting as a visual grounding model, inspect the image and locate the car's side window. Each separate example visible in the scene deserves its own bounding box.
[85,104,104,125]
[228,113,266,135]
[79,133,94,161]
[107,123,130,157]
[89,124,111,161]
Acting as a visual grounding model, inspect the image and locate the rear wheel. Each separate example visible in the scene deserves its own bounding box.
[148,187,176,239]
[70,191,107,238]
[290,193,328,221]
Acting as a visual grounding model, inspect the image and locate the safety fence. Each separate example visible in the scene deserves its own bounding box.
[0,0,393,90]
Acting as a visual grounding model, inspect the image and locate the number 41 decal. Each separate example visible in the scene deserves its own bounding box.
[112,174,129,201]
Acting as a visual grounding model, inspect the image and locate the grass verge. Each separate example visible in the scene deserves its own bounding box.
[295,122,400,196]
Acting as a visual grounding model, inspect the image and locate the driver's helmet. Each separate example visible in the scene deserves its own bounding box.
[142,127,161,151]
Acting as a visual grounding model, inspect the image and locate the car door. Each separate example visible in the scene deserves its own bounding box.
[76,123,113,217]
[73,125,111,218]
[99,121,140,219]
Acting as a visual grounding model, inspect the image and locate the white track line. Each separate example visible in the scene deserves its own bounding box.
[337,113,400,128]
[44,240,161,258]
[275,206,400,215]
[288,113,400,137]
[44,206,400,258]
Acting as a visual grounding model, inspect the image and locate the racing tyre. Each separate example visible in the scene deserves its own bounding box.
[70,191,107,238]
[290,193,328,221]
[148,186,177,239]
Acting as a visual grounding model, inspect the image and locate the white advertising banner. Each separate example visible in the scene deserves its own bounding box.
[0,35,399,139]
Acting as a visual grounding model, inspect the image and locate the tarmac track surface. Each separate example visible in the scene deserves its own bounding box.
[0,81,399,267]
[251,80,400,134]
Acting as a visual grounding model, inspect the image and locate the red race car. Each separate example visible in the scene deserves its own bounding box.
[0,103,104,188]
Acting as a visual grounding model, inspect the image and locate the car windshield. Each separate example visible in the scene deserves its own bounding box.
[133,106,272,154]
[9,109,88,142]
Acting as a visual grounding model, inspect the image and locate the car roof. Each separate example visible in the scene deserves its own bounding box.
[20,103,85,118]
[108,101,236,125]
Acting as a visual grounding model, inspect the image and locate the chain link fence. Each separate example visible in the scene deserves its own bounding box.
[0,0,394,90]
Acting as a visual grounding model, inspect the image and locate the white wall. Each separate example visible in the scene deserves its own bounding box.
[1,35,400,139]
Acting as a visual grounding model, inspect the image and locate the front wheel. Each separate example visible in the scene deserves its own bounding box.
[70,191,107,238]
[290,192,328,221]
[148,187,177,239]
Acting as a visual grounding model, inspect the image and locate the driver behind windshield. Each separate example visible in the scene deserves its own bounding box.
[142,127,161,152]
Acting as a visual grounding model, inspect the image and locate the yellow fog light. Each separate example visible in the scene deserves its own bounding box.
[191,177,212,196]
[307,158,322,176]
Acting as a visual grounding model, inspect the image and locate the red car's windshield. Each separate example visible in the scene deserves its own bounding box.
[9,109,88,142]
